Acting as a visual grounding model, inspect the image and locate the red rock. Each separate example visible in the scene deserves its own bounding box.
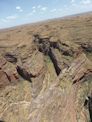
[0,58,7,68]
[0,67,19,88]
[0,70,10,88]
[10,73,19,84]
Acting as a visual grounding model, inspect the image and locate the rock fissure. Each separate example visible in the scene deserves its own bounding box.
[33,34,63,75]
[4,53,17,63]
[16,65,36,82]
[0,13,92,122]
[84,96,92,122]
[48,48,61,75]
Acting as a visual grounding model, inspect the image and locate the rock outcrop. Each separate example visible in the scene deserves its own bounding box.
[0,12,92,122]
[4,53,17,64]
[0,57,19,89]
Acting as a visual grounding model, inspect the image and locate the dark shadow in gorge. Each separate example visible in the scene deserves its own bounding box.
[33,34,61,76]
[84,96,92,122]
[0,120,5,122]
[48,48,61,75]
[16,65,36,82]
[4,53,17,64]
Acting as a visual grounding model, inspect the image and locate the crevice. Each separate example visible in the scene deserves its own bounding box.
[81,43,92,53]
[48,48,61,75]
[73,72,92,84]
[0,120,4,122]
[88,96,92,122]
[84,96,92,122]
[33,34,62,75]
[73,74,85,84]
[4,53,17,63]
[33,34,74,56]
[16,65,36,82]
[0,68,11,82]
[4,72,11,82]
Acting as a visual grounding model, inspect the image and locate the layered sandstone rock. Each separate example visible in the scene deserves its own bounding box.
[0,12,92,122]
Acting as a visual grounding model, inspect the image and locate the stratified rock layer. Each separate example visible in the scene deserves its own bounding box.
[0,12,92,122]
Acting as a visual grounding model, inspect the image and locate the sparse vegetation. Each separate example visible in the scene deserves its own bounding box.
[0,12,92,122]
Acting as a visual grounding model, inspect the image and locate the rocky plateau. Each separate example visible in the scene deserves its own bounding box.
[0,12,92,122]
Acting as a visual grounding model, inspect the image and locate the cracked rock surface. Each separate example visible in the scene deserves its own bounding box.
[0,12,92,122]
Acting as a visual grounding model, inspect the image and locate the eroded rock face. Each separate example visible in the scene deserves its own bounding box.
[84,96,92,122]
[1,53,91,122]
[0,69,10,88]
[0,57,19,89]
[26,53,92,122]
[0,69,19,88]
[79,42,92,53]
[4,53,17,64]
[33,34,80,76]
[0,13,92,122]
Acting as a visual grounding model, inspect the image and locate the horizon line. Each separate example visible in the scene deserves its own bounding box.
[0,10,92,31]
